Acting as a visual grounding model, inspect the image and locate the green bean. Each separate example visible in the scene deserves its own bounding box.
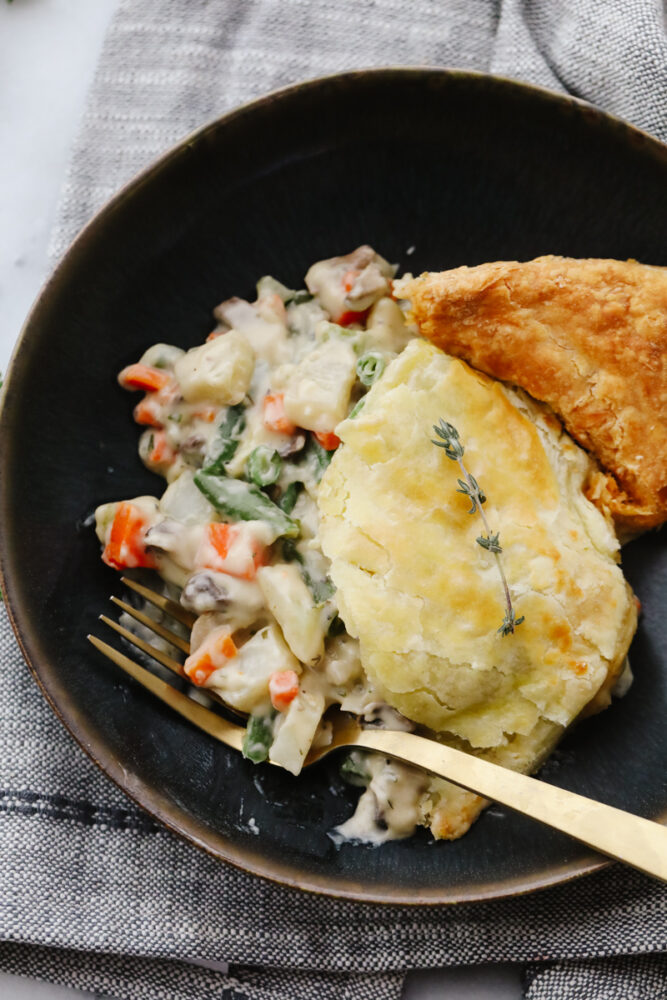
[280,536,333,605]
[340,751,370,786]
[298,435,334,484]
[356,352,386,387]
[246,446,282,487]
[348,398,365,419]
[194,470,299,537]
[307,574,335,605]
[204,404,246,474]
[242,713,275,764]
[280,537,303,564]
[279,481,303,515]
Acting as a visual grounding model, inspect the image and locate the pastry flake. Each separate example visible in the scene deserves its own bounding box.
[396,256,667,533]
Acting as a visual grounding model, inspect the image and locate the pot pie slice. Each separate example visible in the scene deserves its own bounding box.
[396,257,667,534]
[318,339,637,840]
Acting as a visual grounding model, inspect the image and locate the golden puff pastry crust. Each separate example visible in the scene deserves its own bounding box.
[318,340,637,838]
[395,257,667,533]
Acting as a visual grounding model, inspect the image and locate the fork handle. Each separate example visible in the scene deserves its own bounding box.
[358,729,667,882]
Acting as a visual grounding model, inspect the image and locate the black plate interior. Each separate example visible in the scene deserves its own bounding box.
[1,70,666,903]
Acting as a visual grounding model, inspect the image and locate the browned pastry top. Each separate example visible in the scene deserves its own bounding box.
[398,256,667,532]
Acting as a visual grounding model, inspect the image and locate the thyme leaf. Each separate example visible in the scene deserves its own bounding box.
[431,418,524,636]
[498,610,525,637]
[476,531,502,554]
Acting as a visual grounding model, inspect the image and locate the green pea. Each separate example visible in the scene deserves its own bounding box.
[246,446,282,487]
[242,713,275,764]
[356,352,386,387]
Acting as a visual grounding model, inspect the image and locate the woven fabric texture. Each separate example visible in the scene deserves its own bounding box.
[3,2,667,999]
[523,954,667,999]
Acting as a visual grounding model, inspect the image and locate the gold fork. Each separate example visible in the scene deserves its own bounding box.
[88,577,667,882]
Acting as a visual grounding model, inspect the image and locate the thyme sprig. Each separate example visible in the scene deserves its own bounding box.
[431,419,524,636]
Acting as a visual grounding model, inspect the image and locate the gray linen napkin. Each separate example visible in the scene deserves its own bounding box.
[2,2,666,998]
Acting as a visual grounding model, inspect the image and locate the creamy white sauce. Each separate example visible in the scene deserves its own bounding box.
[333,756,427,844]
[96,246,426,841]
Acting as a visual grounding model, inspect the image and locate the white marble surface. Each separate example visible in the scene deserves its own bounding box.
[0,2,523,997]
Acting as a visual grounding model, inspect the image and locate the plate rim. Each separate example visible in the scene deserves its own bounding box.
[2,65,666,905]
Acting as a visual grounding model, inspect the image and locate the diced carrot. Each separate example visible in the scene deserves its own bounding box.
[263,392,297,435]
[342,268,360,293]
[134,397,164,428]
[206,329,223,342]
[192,405,218,423]
[314,430,341,451]
[269,669,300,712]
[257,291,287,323]
[184,627,237,686]
[118,363,172,393]
[102,502,155,570]
[335,308,370,327]
[207,522,234,560]
[147,430,175,466]
[219,634,237,658]
[201,523,267,580]
[185,651,216,685]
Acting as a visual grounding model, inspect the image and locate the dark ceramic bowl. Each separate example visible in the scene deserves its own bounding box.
[1,69,666,904]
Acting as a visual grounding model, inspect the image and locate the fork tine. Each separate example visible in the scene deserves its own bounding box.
[120,576,196,629]
[100,614,185,676]
[99,612,247,718]
[87,635,245,751]
[110,596,190,654]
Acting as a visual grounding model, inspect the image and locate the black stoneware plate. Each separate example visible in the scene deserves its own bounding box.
[1,69,666,905]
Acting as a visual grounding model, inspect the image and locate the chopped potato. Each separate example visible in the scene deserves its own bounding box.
[174,330,254,405]
[283,338,357,432]
[269,684,326,774]
[364,297,414,354]
[205,623,300,713]
[257,563,326,664]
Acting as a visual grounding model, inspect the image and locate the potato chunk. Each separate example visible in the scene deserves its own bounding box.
[257,563,325,664]
[269,684,326,775]
[282,338,356,432]
[174,330,254,405]
[205,623,300,713]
